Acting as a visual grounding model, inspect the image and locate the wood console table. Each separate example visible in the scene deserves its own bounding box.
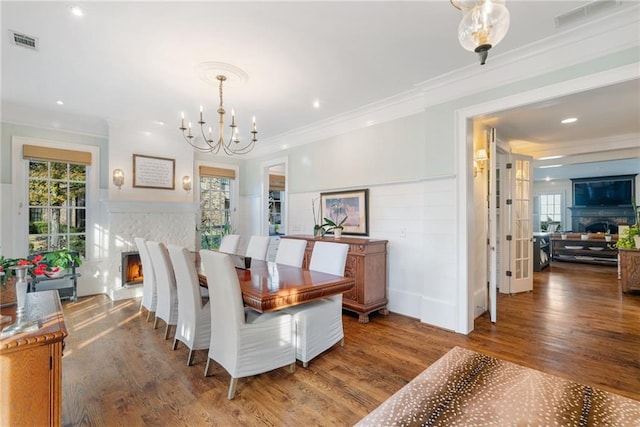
[287,235,388,323]
[550,234,617,266]
[0,290,67,427]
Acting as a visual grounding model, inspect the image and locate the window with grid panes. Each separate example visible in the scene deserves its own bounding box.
[539,193,562,231]
[28,160,87,256]
[200,176,232,250]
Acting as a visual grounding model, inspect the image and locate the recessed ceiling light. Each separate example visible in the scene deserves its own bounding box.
[561,117,577,124]
[539,164,563,169]
[70,6,84,17]
[56,100,64,105]
[538,155,564,160]
[142,131,152,137]
[313,100,320,109]
[365,120,375,127]
[153,120,165,126]
[545,177,551,181]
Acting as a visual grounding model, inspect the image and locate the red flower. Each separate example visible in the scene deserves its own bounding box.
[17,259,30,266]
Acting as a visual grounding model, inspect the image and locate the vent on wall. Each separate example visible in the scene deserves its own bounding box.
[9,30,39,50]
[555,0,621,28]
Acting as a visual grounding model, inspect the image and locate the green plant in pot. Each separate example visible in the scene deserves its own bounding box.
[322,215,347,238]
[616,199,640,249]
[41,249,82,272]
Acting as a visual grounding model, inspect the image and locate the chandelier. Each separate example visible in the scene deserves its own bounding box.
[450,0,510,65]
[180,74,257,155]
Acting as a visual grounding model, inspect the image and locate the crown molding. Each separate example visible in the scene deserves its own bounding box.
[252,3,639,157]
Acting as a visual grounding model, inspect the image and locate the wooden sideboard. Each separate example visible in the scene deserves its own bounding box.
[1,290,67,427]
[287,235,388,323]
[619,249,640,293]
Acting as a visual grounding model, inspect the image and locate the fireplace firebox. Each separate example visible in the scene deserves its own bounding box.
[121,251,143,287]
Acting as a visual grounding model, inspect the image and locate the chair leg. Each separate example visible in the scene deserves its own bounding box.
[172,338,178,350]
[303,361,309,368]
[153,317,159,329]
[146,311,154,322]
[340,337,345,347]
[164,324,171,340]
[289,362,296,373]
[187,350,194,366]
[227,377,238,400]
[204,358,211,377]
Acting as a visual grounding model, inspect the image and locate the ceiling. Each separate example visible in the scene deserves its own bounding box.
[2,1,639,181]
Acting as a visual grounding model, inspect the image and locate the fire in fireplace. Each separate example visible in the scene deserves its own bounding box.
[121,251,144,287]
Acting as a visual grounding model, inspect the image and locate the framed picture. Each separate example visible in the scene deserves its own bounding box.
[133,154,175,189]
[320,189,369,236]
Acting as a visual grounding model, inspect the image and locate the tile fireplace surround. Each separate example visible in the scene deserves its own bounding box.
[104,201,198,300]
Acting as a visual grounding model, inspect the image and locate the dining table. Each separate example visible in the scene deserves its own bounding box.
[196,255,355,313]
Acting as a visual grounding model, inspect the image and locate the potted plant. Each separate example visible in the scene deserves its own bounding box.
[41,249,82,277]
[322,215,347,239]
[615,199,640,249]
[312,197,325,237]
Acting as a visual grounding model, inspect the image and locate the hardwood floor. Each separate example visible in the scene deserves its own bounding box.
[61,261,640,426]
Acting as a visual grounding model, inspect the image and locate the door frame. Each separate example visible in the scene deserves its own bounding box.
[260,157,288,236]
[454,64,637,334]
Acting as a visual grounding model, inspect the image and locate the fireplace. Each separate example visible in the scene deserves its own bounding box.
[121,251,143,287]
[569,206,637,233]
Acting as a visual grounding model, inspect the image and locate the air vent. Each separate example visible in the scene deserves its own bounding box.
[9,30,38,50]
[555,0,621,28]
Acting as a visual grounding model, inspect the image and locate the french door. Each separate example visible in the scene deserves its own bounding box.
[500,152,533,294]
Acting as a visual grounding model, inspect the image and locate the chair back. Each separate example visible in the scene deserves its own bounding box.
[134,237,157,309]
[275,238,307,267]
[219,234,240,254]
[167,245,201,317]
[309,241,349,276]
[147,241,178,323]
[245,236,271,261]
[200,249,245,330]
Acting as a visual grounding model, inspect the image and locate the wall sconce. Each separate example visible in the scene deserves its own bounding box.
[112,169,125,189]
[474,149,488,177]
[182,175,192,192]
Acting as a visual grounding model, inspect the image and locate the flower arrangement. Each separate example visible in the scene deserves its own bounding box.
[0,249,81,284]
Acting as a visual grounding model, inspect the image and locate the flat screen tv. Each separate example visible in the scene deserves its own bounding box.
[572,175,636,207]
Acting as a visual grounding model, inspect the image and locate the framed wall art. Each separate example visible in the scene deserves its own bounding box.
[133,154,175,190]
[320,188,369,236]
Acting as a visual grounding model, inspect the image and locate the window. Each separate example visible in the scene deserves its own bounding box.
[28,160,87,256]
[200,176,232,250]
[539,193,562,231]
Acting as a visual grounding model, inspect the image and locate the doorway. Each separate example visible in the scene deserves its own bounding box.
[261,157,288,237]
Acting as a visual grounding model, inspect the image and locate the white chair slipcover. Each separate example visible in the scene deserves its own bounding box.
[218,234,240,254]
[285,241,349,367]
[135,237,157,322]
[245,235,271,261]
[200,249,296,400]
[275,238,307,267]
[167,244,212,366]
[147,241,179,340]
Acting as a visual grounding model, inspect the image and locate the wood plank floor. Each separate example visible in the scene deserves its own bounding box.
[61,261,640,426]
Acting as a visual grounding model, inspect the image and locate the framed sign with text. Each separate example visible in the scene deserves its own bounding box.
[132,154,175,190]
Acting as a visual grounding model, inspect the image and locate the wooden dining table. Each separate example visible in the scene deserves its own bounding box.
[197,256,355,313]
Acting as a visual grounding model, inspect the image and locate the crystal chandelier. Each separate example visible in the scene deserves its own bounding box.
[450,0,510,65]
[180,74,257,155]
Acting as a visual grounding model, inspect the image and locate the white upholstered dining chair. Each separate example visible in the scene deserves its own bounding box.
[167,244,212,366]
[275,238,307,267]
[200,249,296,400]
[135,237,157,322]
[245,235,271,261]
[285,241,349,367]
[218,234,240,254]
[146,241,179,340]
